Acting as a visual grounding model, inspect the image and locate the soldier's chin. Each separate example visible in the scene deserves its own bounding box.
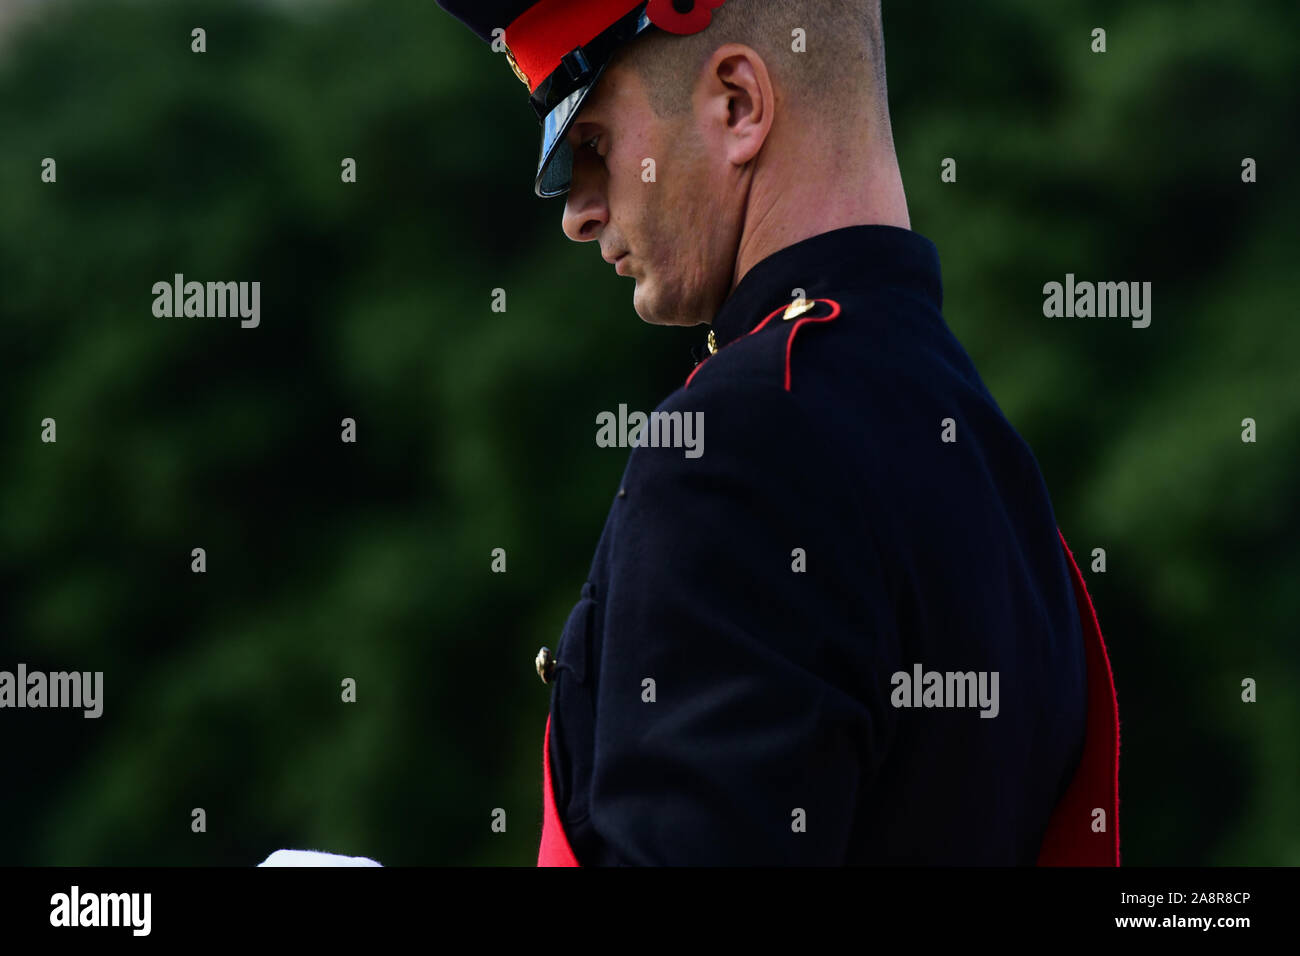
[630,281,660,325]
[632,279,690,327]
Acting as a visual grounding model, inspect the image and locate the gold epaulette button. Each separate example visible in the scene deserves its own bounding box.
[783,297,815,320]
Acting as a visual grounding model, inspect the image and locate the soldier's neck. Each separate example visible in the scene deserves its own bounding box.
[731,150,911,293]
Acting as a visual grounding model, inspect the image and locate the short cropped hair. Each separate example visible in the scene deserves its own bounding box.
[619,0,890,132]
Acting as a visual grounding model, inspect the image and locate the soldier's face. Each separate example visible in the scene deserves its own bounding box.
[560,62,742,328]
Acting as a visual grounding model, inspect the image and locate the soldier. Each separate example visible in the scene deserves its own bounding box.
[436,0,1120,865]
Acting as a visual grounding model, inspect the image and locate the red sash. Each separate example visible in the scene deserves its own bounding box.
[537,529,1119,865]
[1036,529,1121,865]
[538,712,580,867]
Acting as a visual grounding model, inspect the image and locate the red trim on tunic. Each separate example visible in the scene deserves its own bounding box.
[782,299,842,390]
[538,712,580,866]
[684,301,814,389]
[1036,529,1122,865]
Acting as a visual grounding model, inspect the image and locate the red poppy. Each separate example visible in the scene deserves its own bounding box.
[645,0,727,35]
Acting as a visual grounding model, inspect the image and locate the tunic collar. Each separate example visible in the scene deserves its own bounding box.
[706,225,944,352]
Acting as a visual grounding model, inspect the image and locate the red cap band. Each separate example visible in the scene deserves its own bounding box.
[505,0,727,94]
[505,0,642,94]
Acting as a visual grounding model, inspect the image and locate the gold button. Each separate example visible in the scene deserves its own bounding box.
[707,329,718,354]
[535,646,555,684]
[784,297,815,320]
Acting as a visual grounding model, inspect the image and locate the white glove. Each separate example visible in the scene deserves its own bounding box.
[257,849,383,867]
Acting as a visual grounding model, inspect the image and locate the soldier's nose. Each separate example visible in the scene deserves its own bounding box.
[561,181,608,242]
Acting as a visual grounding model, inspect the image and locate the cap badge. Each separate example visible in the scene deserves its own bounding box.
[504,45,530,88]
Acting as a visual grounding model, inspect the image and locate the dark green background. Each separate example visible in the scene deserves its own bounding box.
[0,0,1296,865]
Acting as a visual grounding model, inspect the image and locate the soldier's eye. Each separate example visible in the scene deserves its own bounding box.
[584,135,601,153]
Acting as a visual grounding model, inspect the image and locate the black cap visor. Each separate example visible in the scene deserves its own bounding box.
[530,5,654,198]
[535,63,610,198]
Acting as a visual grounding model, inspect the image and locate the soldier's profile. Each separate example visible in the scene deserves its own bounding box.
[436,0,1120,866]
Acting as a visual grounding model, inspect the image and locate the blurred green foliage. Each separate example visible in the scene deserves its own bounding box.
[0,0,1296,865]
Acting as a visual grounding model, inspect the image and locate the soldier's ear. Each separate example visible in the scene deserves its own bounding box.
[700,43,774,167]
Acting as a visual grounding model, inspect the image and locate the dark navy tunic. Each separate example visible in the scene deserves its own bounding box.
[547,224,1087,864]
